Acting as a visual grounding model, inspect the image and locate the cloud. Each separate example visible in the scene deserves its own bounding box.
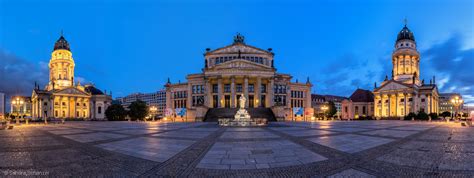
[421,34,474,105]
[315,53,389,97]
[315,33,474,105]
[0,49,49,106]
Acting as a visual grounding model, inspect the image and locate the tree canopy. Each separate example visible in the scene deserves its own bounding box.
[128,100,148,121]
[326,101,337,117]
[105,104,127,121]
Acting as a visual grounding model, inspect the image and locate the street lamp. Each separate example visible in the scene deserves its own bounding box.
[149,106,157,122]
[321,105,328,120]
[11,97,24,125]
[451,96,463,122]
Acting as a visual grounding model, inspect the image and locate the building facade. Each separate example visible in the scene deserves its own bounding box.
[10,96,32,118]
[165,34,313,121]
[373,24,439,119]
[116,90,166,117]
[438,93,463,114]
[341,89,374,119]
[0,92,4,119]
[311,94,347,118]
[31,34,112,120]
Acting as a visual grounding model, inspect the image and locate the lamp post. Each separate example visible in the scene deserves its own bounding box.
[149,106,157,122]
[11,97,24,125]
[451,96,463,122]
[321,105,328,120]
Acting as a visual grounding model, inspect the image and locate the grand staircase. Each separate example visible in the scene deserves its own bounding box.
[203,108,277,122]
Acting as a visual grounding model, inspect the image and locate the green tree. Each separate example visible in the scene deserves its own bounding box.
[440,111,451,119]
[105,104,127,121]
[416,111,429,120]
[326,101,337,118]
[128,100,148,121]
[429,113,439,120]
[404,112,416,120]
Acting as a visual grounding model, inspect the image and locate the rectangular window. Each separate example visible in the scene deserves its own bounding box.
[261,84,266,93]
[236,84,243,92]
[224,84,231,93]
[212,84,218,93]
[248,84,254,93]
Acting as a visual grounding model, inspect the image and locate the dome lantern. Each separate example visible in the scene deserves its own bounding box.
[53,33,71,51]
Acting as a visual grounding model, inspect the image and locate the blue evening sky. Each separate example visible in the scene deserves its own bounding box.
[1,0,473,104]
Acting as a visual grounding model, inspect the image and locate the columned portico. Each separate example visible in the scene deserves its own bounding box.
[165,33,313,121]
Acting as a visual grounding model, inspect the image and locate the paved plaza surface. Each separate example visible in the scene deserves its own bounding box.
[0,121,473,177]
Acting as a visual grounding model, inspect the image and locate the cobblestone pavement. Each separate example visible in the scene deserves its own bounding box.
[0,121,473,177]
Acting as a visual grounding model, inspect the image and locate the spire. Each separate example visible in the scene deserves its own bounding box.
[306,77,310,84]
[384,75,388,81]
[433,76,436,84]
[167,77,171,84]
[374,82,377,89]
[404,17,408,27]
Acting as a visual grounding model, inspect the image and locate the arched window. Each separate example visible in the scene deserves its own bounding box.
[98,106,102,114]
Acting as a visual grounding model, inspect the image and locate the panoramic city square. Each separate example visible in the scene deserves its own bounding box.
[1,0,473,177]
[1,121,473,176]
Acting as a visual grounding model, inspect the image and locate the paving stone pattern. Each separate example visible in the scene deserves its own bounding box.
[0,121,472,177]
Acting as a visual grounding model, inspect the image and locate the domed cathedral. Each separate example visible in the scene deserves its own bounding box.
[165,33,313,122]
[373,22,439,119]
[31,34,112,121]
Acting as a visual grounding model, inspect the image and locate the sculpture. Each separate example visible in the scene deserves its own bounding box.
[239,93,246,109]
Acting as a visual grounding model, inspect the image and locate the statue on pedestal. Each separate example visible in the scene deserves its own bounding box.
[234,94,251,121]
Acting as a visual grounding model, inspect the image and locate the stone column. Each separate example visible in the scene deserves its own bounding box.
[187,83,192,109]
[218,78,223,108]
[429,94,432,113]
[205,80,212,108]
[231,77,236,108]
[255,77,261,108]
[380,95,384,117]
[244,76,249,107]
[411,93,416,113]
[404,93,407,116]
[387,94,391,117]
[395,94,398,117]
[52,97,56,118]
[286,85,291,108]
[305,89,311,109]
[268,78,274,107]
[374,97,378,117]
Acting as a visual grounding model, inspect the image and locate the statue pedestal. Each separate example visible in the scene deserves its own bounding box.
[218,108,267,127]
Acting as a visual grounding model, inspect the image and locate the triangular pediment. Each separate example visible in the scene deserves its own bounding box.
[55,87,91,96]
[209,43,270,55]
[208,59,273,71]
[375,81,411,92]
